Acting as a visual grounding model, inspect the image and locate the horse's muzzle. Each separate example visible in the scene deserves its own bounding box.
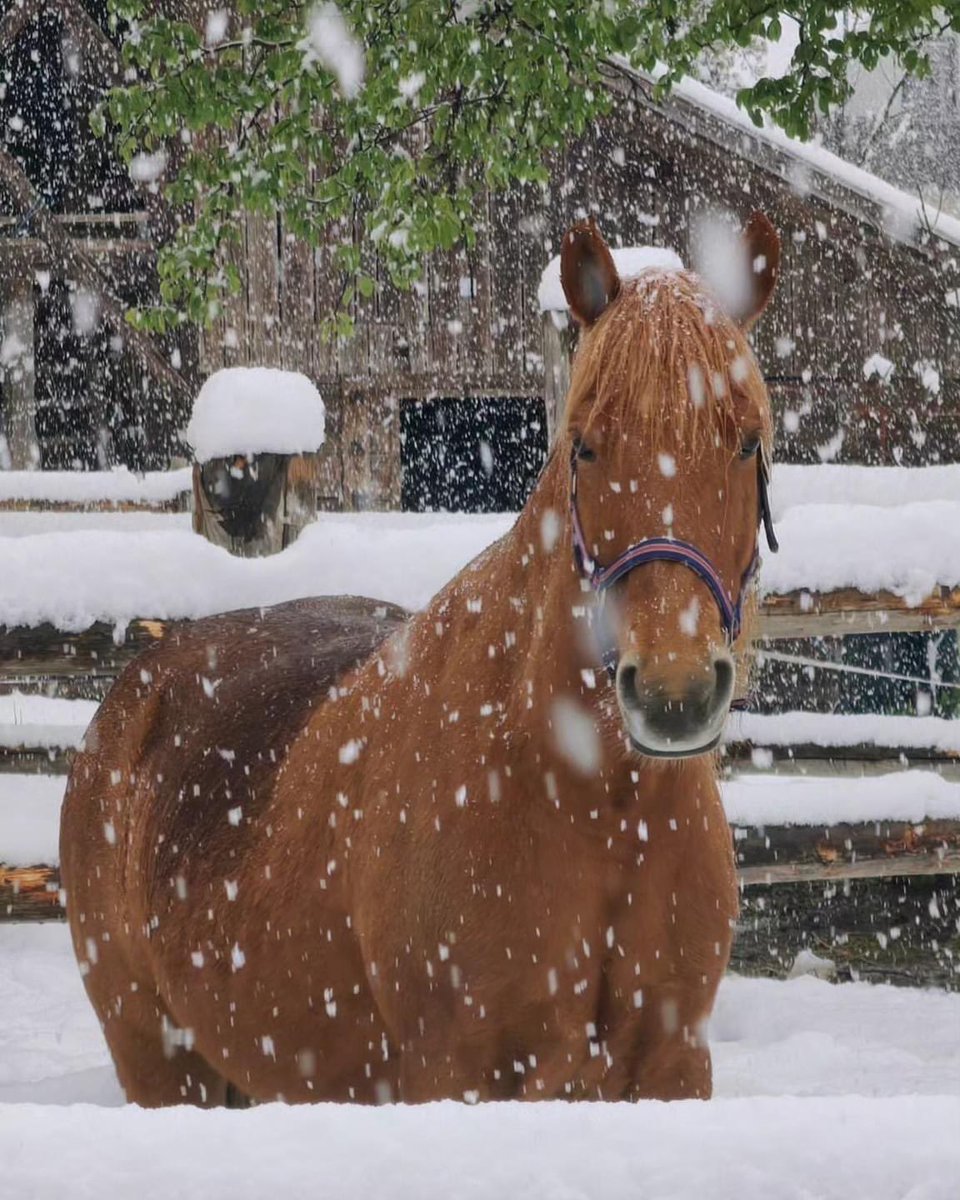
[615,653,734,758]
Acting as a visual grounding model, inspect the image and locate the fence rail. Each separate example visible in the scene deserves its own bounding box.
[2,482,959,989]
[6,813,960,922]
[2,583,959,685]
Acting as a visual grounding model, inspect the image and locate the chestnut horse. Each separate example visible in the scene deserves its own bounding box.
[61,214,780,1107]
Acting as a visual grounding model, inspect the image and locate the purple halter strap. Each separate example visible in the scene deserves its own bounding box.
[570,445,777,679]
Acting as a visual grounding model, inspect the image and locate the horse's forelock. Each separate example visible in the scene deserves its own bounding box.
[563,269,771,458]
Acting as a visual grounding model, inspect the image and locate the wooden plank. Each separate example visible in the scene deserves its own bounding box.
[246,211,282,366]
[1,585,956,680]
[725,753,960,782]
[760,586,960,637]
[280,227,314,375]
[218,221,249,368]
[734,818,960,884]
[425,248,459,384]
[724,740,960,768]
[733,873,959,988]
[282,453,321,547]
[5,818,958,925]
[0,619,166,679]
[0,746,73,775]
[0,236,153,256]
[339,388,400,510]
[314,377,344,509]
[0,865,63,922]
[1,267,39,468]
[0,495,187,513]
[488,187,524,384]
[541,313,575,444]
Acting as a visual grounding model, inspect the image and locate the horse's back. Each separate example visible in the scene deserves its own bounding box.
[61,596,407,922]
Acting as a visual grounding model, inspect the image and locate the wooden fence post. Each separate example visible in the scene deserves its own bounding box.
[1,267,39,469]
[542,312,577,445]
[188,368,325,557]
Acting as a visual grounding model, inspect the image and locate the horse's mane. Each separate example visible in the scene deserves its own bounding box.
[561,269,772,460]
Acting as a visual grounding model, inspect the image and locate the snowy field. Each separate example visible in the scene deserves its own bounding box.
[0,924,957,1198]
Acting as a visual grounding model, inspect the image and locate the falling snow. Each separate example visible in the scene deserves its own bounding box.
[299,3,365,98]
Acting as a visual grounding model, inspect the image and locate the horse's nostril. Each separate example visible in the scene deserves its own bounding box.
[713,656,734,706]
[617,663,642,712]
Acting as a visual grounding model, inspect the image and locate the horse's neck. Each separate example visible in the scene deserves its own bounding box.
[442,451,588,695]
[387,453,611,765]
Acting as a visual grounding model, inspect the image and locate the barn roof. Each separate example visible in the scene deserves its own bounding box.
[608,60,960,252]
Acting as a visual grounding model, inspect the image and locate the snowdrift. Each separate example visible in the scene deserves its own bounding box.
[1,1094,956,1200]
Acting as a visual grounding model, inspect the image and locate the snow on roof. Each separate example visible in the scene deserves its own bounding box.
[186,367,325,461]
[538,246,684,313]
[633,63,960,249]
[0,467,192,505]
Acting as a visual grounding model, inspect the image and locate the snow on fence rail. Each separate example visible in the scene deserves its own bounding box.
[0,467,192,510]
[1,501,960,640]
[4,760,960,920]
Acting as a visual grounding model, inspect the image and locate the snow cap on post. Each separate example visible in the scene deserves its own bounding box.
[186,367,325,463]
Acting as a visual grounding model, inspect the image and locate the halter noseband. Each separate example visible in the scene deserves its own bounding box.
[570,443,778,680]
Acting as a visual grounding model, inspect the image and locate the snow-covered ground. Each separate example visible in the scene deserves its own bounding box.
[0,924,956,1198]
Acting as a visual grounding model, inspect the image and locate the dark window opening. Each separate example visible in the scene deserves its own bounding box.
[400,396,548,513]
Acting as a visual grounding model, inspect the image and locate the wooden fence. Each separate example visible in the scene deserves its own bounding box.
[1,484,959,985]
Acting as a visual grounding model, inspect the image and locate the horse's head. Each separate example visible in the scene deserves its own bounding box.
[559,214,780,759]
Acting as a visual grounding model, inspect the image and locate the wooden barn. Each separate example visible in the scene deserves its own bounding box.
[1,3,959,505]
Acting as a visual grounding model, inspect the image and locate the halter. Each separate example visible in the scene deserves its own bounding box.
[570,442,778,679]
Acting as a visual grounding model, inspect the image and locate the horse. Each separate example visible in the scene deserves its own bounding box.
[61,212,780,1107]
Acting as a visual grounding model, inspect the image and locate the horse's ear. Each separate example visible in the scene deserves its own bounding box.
[561,218,621,327]
[735,211,780,330]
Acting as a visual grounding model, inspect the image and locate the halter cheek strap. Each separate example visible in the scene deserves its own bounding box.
[570,446,776,679]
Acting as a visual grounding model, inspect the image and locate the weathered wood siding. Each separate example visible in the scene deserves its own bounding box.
[199,74,960,510]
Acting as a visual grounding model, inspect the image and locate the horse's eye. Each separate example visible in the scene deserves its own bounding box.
[575,441,597,463]
[739,437,761,460]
